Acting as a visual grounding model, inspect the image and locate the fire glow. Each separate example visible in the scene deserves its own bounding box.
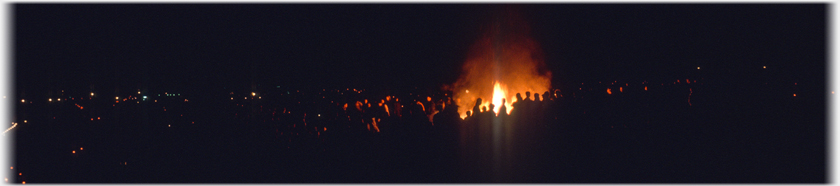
[448,8,552,118]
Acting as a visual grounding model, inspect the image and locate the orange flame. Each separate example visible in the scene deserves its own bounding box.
[448,8,551,118]
[491,81,512,115]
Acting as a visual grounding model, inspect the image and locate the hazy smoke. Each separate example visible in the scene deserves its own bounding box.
[447,7,552,118]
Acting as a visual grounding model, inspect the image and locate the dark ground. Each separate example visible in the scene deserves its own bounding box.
[11,75,825,183]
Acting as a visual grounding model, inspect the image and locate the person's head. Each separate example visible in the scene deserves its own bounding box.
[501,98,506,105]
[466,111,472,117]
[534,93,541,102]
[525,91,531,99]
[489,104,495,110]
[474,98,483,107]
[516,93,523,102]
[481,106,487,112]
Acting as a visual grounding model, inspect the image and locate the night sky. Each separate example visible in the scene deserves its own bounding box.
[15,4,825,95]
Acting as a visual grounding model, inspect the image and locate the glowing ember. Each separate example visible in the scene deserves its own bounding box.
[448,8,552,118]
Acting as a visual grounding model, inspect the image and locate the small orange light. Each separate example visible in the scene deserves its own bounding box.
[22,181,25,184]
[80,147,83,150]
[793,94,796,97]
[72,150,75,154]
[18,173,21,176]
[91,118,94,121]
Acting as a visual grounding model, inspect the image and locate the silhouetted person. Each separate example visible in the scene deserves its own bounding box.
[543,91,553,102]
[525,91,532,102]
[511,93,524,116]
[472,98,483,118]
[499,98,508,116]
[466,110,472,118]
[431,104,443,124]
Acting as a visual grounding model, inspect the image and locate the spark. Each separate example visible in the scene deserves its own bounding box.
[20,99,24,103]
[3,123,18,135]
[607,88,612,95]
